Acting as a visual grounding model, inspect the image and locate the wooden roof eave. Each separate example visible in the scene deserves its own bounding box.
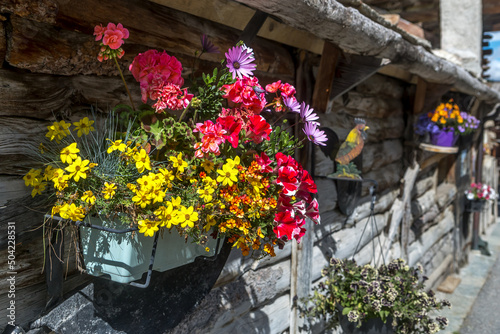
[233,0,500,104]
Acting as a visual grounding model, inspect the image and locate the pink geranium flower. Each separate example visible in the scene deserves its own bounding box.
[94,24,106,41]
[246,115,271,144]
[129,50,184,103]
[217,116,242,148]
[193,120,226,158]
[102,23,129,50]
[273,211,306,243]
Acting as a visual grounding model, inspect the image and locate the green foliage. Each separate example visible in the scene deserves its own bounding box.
[300,259,451,334]
[262,124,303,158]
[193,67,234,118]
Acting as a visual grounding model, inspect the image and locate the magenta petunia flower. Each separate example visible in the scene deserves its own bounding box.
[303,122,328,146]
[225,45,257,79]
[299,102,319,124]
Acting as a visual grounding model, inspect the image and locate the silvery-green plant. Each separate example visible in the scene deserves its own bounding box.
[301,258,451,334]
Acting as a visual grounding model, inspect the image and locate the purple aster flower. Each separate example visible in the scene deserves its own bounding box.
[303,122,328,146]
[225,45,257,79]
[200,34,219,54]
[299,102,319,124]
[283,96,300,113]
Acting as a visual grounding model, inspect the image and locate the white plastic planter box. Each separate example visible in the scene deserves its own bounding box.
[79,216,218,284]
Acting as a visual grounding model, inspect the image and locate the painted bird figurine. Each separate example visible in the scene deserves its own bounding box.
[335,118,369,165]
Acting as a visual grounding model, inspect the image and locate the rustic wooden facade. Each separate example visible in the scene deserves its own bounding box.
[1,0,499,333]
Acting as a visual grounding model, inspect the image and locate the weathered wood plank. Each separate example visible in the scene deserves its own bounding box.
[150,0,325,54]
[7,0,294,78]
[312,42,341,113]
[0,16,5,66]
[0,0,58,23]
[408,206,455,266]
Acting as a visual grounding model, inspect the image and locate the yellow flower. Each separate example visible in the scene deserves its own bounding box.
[201,159,214,173]
[132,190,152,209]
[65,157,90,182]
[81,190,96,205]
[42,165,56,181]
[171,196,182,209]
[154,203,180,228]
[205,247,210,252]
[178,206,199,228]
[170,152,188,174]
[138,219,159,237]
[31,182,47,197]
[60,143,80,164]
[133,149,151,173]
[203,214,217,232]
[203,176,217,188]
[126,183,137,192]
[45,120,71,143]
[73,117,95,137]
[52,173,70,191]
[102,182,117,200]
[216,164,238,186]
[150,186,166,204]
[64,203,86,222]
[23,168,42,186]
[107,139,127,154]
[198,187,214,203]
[226,156,240,168]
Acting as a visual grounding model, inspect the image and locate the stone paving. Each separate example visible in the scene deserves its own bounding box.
[436,221,500,334]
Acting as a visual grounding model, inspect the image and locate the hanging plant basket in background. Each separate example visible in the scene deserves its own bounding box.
[339,310,394,334]
[465,199,485,213]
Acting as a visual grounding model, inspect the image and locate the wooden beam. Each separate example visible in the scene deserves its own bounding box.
[413,77,427,114]
[378,64,417,84]
[149,0,324,54]
[238,10,268,45]
[312,42,341,113]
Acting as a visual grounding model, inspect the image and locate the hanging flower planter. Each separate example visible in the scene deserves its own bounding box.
[339,311,394,334]
[79,215,219,284]
[465,199,485,213]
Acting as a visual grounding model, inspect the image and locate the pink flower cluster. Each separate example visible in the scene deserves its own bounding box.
[129,49,185,105]
[193,113,271,158]
[465,183,498,201]
[273,153,320,243]
[94,23,129,62]
[265,80,298,112]
[222,77,266,113]
[193,120,227,158]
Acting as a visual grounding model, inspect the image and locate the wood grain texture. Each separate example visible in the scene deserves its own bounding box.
[6,0,294,78]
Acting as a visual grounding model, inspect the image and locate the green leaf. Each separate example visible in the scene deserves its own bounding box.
[342,307,352,315]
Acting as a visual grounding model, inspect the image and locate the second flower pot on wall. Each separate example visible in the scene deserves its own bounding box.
[429,130,458,147]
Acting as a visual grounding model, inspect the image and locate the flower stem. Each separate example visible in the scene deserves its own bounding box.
[113,56,136,111]
[178,101,192,122]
